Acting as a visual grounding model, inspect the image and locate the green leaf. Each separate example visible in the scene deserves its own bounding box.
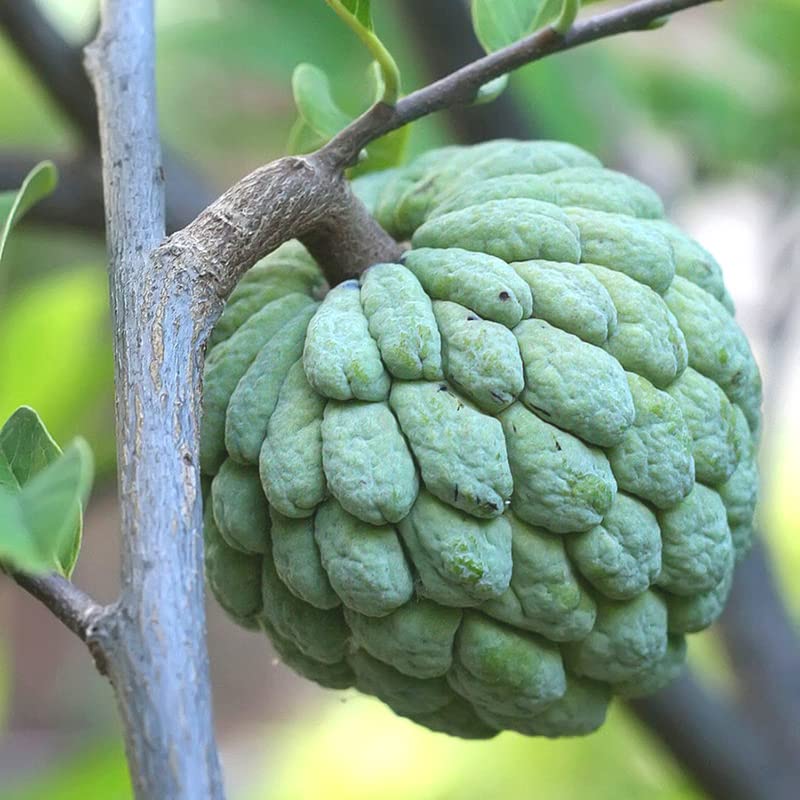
[325,0,400,104]
[292,63,353,140]
[349,125,410,177]
[0,161,58,265]
[341,0,373,32]
[346,63,410,175]
[471,0,563,52]
[0,407,93,576]
[286,117,328,156]
[475,75,510,104]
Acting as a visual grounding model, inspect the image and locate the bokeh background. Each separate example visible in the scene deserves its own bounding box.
[0,0,798,797]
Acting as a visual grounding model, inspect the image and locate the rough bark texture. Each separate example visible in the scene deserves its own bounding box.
[83,2,223,797]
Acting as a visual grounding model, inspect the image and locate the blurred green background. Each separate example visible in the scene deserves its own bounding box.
[0,1,798,798]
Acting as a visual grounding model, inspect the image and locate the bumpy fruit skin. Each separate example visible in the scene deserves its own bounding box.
[201,139,761,739]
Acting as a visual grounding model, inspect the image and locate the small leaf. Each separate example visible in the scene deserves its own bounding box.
[340,0,373,32]
[646,15,670,30]
[349,125,410,177]
[292,63,353,140]
[475,75,510,104]
[471,0,563,52]
[326,0,400,105]
[0,161,58,265]
[286,117,328,156]
[0,407,93,576]
[0,406,61,490]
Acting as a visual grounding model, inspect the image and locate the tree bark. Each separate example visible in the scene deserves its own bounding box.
[83,2,224,797]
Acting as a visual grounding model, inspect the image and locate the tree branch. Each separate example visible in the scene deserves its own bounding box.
[320,0,717,169]
[12,571,106,646]
[84,1,224,797]
[396,0,534,143]
[628,673,799,800]
[719,543,800,770]
[0,0,215,233]
[0,0,99,144]
[0,151,105,231]
[153,0,712,299]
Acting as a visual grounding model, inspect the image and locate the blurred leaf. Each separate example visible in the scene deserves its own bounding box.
[475,75,510,104]
[471,0,562,52]
[347,63,410,175]
[286,117,328,156]
[260,694,703,800]
[339,0,373,32]
[349,125,410,177]
[2,741,131,800]
[0,161,58,265]
[0,267,115,472]
[326,0,400,104]
[292,62,353,140]
[0,408,93,576]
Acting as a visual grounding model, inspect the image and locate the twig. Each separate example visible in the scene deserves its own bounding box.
[158,0,716,299]
[397,0,534,143]
[12,571,105,645]
[84,1,224,797]
[0,0,215,232]
[320,0,718,168]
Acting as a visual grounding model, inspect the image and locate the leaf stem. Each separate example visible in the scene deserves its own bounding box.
[325,0,401,105]
[553,0,580,34]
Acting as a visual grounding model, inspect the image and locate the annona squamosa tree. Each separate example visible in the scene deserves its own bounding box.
[200,139,761,739]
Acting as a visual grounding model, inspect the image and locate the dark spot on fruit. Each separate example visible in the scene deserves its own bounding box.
[438,384,449,392]
[499,291,510,301]
[454,485,460,502]
[466,314,478,321]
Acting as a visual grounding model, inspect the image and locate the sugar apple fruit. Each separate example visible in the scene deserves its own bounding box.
[201,139,761,739]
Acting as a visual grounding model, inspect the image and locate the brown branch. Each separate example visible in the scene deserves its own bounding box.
[0,0,215,232]
[320,0,718,169]
[157,0,714,300]
[158,156,401,319]
[396,0,534,143]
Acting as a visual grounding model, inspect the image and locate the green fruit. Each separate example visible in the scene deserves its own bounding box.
[201,140,761,739]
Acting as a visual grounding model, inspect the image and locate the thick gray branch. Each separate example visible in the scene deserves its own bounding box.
[84,1,223,798]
